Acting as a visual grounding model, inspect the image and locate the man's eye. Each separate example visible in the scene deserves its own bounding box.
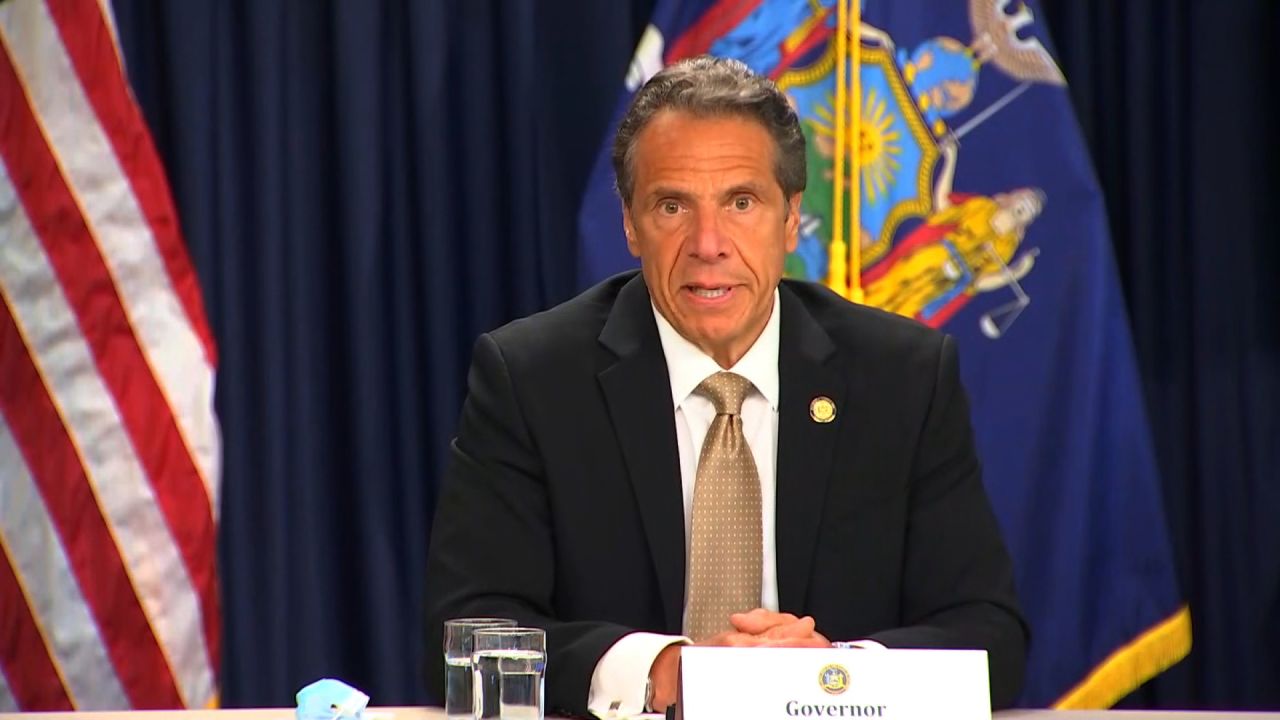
[733,197,753,211]
[661,201,680,215]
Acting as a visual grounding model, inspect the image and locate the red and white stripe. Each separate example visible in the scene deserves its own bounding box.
[0,0,220,710]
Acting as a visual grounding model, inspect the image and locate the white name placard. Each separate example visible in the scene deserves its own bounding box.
[679,647,990,720]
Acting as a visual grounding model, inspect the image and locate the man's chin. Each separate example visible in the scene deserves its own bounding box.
[682,326,742,357]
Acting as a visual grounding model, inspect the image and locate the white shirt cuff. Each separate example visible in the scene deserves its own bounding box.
[833,639,886,649]
[587,632,689,718]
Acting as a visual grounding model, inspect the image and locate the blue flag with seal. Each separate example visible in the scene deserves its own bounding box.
[577,0,1191,707]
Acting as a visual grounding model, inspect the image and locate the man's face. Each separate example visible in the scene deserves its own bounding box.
[622,110,801,368]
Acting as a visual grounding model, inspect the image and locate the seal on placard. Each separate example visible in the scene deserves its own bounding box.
[818,663,850,694]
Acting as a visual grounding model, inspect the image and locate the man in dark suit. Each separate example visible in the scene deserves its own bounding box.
[425,56,1027,717]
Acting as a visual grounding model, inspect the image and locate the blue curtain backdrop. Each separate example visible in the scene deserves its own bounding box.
[109,0,1278,709]
[1039,1,1280,708]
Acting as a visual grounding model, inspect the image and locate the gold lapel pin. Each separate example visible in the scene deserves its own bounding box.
[810,396,836,423]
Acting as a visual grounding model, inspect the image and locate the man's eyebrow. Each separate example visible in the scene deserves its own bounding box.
[644,186,694,202]
[641,182,771,204]
[722,181,767,197]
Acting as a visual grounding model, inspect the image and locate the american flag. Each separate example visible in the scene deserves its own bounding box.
[0,0,220,709]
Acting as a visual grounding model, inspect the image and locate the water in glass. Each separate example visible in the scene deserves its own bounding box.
[472,648,545,720]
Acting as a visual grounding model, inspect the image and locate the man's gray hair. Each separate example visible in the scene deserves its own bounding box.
[611,55,807,206]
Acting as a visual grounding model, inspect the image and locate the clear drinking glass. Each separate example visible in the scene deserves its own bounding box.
[471,627,547,720]
[443,618,517,720]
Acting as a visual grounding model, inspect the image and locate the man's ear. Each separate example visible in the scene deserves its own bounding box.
[623,204,641,258]
[784,192,803,253]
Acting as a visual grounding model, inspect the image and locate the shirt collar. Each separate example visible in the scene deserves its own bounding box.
[651,288,781,412]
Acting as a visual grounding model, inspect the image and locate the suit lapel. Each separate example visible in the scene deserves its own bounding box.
[775,284,846,613]
[597,274,685,632]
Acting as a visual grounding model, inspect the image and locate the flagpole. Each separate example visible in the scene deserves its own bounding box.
[827,0,850,299]
[848,0,864,304]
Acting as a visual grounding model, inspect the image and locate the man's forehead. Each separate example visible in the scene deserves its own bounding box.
[633,161,778,202]
[631,113,776,170]
[621,109,789,205]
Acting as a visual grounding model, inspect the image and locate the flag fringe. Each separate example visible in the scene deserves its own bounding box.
[1053,605,1192,709]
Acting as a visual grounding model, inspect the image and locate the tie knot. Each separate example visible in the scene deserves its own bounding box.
[696,371,753,415]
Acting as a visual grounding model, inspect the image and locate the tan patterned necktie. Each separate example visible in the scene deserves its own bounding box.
[684,371,763,641]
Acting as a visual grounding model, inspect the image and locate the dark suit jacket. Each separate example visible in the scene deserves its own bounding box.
[425,272,1028,716]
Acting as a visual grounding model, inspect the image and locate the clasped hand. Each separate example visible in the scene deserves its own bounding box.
[647,609,830,711]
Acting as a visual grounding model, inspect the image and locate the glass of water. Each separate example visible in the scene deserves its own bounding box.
[471,627,547,720]
[443,618,516,720]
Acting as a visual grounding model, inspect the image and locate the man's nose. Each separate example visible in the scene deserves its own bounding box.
[688,209,730,260]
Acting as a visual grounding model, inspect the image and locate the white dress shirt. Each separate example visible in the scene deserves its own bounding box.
[587,291,782,717]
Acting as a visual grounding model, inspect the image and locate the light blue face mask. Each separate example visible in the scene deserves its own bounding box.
[296,678,371,720]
